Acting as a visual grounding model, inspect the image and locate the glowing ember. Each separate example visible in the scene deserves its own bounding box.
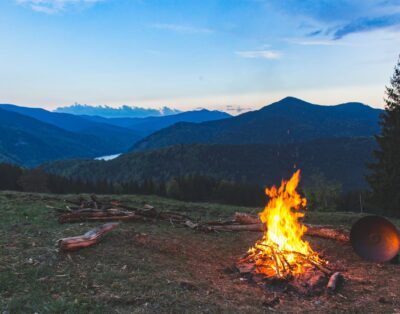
[244,170,327,279]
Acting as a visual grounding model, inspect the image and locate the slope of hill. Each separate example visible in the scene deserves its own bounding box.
[0,104,143,151]
[42,137,376,190]
[130,97,381,152]
[79,109,231,136]
[0,109,118,166]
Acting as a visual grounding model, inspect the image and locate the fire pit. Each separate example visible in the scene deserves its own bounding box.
[235,170,342,296]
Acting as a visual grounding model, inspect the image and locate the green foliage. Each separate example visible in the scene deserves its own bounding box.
[303,172,342,211]
[367,55,400,217]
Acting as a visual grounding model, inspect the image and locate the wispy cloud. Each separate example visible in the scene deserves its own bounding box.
[333,13,400,39]
[266,0,400,39]
[150,23,213,34]
[235,50,281,59]
[16,0,104,14]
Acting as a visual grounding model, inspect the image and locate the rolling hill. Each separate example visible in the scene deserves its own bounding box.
[0,104,143,152]
[0,105,231,153]
[131,97,381,151]
[0,108,120,166]
[79,109,231,136]
[42,137,376,190]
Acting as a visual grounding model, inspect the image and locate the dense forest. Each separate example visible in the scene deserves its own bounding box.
[42,137,376,191]
[0,162,373,214]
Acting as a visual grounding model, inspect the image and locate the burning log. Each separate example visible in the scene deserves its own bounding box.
[58,222,119,251]
[232,212,350,242]
[204,221,349,242]
[233,170,345,296]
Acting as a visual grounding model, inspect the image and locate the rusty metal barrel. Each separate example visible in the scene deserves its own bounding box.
[350,215,400,262]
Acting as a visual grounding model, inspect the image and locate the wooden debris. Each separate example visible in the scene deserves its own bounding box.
[53,196,350,243]
[327,272,343,294]
[58,222,119,251]
[184,220,199,229]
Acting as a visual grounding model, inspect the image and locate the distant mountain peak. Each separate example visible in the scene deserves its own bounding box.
[273,96,314,106]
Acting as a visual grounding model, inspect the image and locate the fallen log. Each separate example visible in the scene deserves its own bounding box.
[306,225,350,242]
[232,213,350,242]
[234,212,260,225]
[58,222,119,251]
[206,223,265,232]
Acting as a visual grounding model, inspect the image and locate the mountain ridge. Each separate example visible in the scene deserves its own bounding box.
[80,109,231,136]
[131,97,381,151]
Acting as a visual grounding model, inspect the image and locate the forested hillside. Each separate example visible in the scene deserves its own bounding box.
[0,109,117,166]
[42,137,376,191]
[0,104,143,152]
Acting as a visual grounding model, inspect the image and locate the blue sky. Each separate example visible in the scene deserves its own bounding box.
[1,0,399,113]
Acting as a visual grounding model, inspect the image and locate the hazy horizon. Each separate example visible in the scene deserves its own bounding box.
[2,94,384,117]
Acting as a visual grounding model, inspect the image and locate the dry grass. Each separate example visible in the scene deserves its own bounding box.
[0,191,399,313]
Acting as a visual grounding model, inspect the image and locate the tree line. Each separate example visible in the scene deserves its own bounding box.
[0,163,265,206]
[0,162,376,213]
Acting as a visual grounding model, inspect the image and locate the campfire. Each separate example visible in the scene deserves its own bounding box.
[236,170,341,295]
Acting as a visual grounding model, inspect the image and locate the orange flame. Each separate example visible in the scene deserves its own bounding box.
[247,170,325,278]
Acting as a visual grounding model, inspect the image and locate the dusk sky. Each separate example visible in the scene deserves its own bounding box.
[1,0,400,113]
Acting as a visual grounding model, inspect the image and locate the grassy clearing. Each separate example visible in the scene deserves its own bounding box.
[0,191,399,313]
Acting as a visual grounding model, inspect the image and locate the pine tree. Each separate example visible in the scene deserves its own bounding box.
[367,55,400,217]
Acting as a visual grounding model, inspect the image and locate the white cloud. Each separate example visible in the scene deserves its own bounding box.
[16,0,104,14]
[150,23,213,34]
[235,50,281,59]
